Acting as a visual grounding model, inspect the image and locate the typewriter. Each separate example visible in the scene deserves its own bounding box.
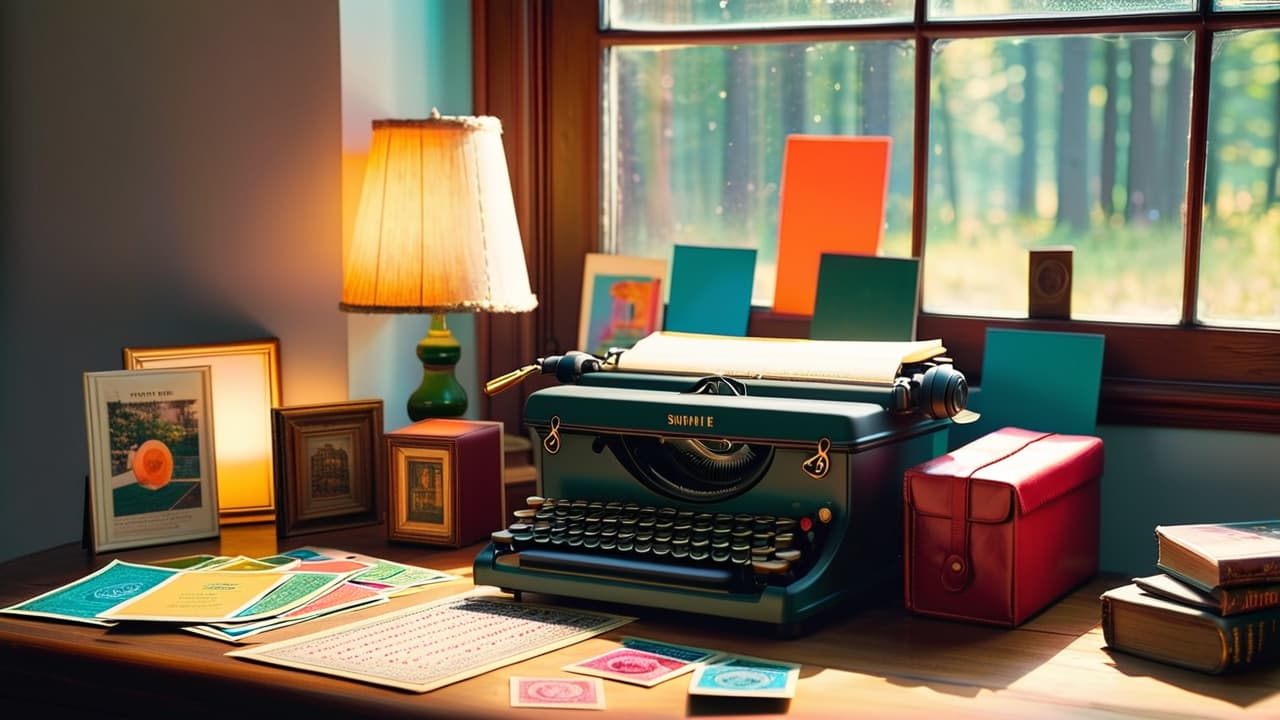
[474,332,974,631]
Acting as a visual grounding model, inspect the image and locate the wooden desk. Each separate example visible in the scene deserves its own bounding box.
[1,523,1276,718]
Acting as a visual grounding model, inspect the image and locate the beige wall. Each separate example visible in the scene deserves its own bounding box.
[0,0,347,562]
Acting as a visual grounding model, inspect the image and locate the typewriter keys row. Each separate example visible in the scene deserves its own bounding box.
[491,496,821,589]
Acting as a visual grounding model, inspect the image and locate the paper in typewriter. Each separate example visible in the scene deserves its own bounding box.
[614,331,946,385]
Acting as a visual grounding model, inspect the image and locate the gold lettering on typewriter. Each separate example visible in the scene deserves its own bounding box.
[666,413,715,428]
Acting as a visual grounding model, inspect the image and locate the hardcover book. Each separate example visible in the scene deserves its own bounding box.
[1133,572,1280,617]
[1100,582,1280,675]
[1154,520,1280,592]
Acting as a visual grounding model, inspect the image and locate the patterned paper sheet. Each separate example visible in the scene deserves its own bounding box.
[227,593,634,693]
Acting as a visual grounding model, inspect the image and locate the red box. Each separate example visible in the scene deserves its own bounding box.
[904,427,1103,626]
[385,419,504,548]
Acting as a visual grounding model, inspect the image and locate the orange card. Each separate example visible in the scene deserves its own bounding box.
[773,135,892,315]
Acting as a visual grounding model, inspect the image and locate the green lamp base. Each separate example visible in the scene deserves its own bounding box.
[407,313,467,421]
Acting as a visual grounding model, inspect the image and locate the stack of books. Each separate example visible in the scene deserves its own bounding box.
[1100,519,1280,674]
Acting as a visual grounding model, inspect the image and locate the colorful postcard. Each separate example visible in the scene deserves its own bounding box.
[578,252,667,356]
[510,676,606,709]
[97,569,289,622]
[0,559,180,626]
[619,636,723,663]
[688,653,801,699]
[565,646,698,687]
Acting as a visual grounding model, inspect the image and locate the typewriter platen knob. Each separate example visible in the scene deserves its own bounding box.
[919,364,968,420]
[892,364,978,423]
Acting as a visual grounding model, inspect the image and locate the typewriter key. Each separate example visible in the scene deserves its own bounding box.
[526,495,545,508]
[752,559,789,575]
[776,549,802,563]
[491,529,515,546]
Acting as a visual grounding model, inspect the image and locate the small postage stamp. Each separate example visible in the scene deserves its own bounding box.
[564,646,695,687]
[687,654,801,699]
[509,676,606,710]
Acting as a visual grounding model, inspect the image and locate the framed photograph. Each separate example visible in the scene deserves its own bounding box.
[271,399,384,538]
[577,252,668,356]
[123,338,281,522]
[386,419,503,547]
[83,367,220,553]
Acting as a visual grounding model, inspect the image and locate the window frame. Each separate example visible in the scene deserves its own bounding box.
[473,0,1280,437]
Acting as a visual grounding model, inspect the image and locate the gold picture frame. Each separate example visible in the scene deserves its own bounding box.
[83,367,220,553]
[271,399,384,537]
[123,338,281,522]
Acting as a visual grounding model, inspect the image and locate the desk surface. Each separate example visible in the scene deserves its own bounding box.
[1,523,1277,719]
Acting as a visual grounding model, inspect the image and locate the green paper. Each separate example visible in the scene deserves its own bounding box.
[809,254,919,341]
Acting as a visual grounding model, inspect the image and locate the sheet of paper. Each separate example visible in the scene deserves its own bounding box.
[228,593,634,693]
[774,135,893,316]
[614,331,944,385]
[664,245,756,337]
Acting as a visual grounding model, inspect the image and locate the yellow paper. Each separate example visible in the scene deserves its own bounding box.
[98,570,288,622]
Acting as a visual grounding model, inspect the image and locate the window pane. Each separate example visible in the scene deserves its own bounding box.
[929,0,1196,21]
[604,0,913,31]
[924,33,1193,322]
[604,40,917,306]
[1199,28,1280,329]
[1215,0,1280,10]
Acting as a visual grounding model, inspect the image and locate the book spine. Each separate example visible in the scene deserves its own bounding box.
[1221,585,1280,615]
[1223,616,1280,671]
[1220,558,1280,587]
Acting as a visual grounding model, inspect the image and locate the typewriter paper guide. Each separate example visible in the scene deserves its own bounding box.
[614,331,946,386]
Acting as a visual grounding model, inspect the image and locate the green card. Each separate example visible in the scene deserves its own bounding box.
[949,327,1105,449]
[809,253,919,341]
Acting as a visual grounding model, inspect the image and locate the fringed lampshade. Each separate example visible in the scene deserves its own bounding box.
[341,111,537,419]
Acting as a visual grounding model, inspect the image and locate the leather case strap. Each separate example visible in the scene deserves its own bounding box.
[941,430,1053,592]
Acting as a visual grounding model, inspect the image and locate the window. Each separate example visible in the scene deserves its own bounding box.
[474,1,1280,434]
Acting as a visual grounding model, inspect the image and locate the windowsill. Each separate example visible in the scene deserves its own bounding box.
[747,309,1280,434]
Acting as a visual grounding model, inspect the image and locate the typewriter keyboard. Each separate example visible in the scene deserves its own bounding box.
[490,496,823,593]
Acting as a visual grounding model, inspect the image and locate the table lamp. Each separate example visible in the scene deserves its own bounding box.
[340,111,537,421]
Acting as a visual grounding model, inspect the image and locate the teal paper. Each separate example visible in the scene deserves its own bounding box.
[810,254,919,341]
[949,327,1105,449]
[664,245,756,337]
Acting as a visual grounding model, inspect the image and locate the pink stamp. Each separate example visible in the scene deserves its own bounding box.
[510,676,606,709]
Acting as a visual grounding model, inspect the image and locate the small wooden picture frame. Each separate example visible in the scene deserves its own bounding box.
[271,399,384,538]
[386,419,503,547]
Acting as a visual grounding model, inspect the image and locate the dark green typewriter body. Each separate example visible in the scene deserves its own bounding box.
[473,372,950,628]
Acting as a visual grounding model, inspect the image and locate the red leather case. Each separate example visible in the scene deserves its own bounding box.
[904,427,1103,626]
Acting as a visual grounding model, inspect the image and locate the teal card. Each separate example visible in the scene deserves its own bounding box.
[664,245,756,337]
[949,327,1105,449]
[809,253,919,341]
